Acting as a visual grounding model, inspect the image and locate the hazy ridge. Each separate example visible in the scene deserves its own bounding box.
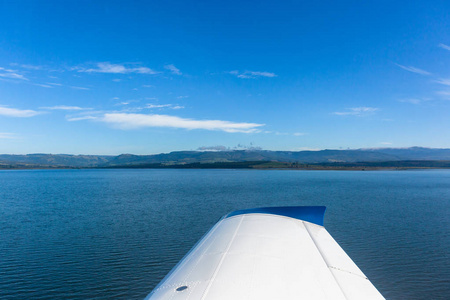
[1,147,450,169]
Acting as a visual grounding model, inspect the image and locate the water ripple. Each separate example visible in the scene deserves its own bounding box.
[0,169,449,299]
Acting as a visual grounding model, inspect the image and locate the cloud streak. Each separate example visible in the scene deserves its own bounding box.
[0,67,28,80]
[77,62,158,74]
[69,86,90,90]
[438,43,450,51]
[41,105,90,111]
[0,132,17,139]
[95,113,264,133]
[164,64,182,75]
[395,64,431,76]
[435,78,450,86]
[146,103,184,110]
[10,63,43,70]
[436,90,450,100]
[33,83,54,88]
[66,115,98,122]
[398,98,422,104]
[146,104,171,109]
[0,106,42,117]
[333,107,379,116]
[229,70,277,79]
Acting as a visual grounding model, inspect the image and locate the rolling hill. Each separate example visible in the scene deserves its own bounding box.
[1,147,450,169]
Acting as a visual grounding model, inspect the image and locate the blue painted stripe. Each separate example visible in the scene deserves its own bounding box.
[225,206,326,226]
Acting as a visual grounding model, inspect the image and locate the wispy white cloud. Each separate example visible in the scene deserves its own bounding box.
[69,86,90,90]
[246,71,277,78]
[264,130,306,136]
[197,145,229,151]
[146,103,184,110]
[32,81,86,90]
[380,142,392,145]
[438,43,450,51]
[0,106,42,117]
[146,104,171,109]
[398,98,423,104]
[333,107,379,116]
[66,115,98,122]
[0,132,17,139]
[293,147,321,151]
[33,83,53,88]
[229,70,277,79]
[435,78,450,86]
[0,67,28,80]
[76,62,158,74]
[395,64,431,76]
[41,105,90,111]
[436,90,450,96]
[436,90,450,100]
[96,113,264,133]
[114,99,141,106]
[197,144,263,151]
[164,64,182,75]
[10,63,43,70]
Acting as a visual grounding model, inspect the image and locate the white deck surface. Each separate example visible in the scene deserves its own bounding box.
[146,213,385,300]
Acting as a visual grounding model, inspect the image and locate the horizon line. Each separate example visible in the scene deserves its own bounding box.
[0,146,447,156]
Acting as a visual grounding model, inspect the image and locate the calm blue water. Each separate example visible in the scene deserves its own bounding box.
[0,169,449,299]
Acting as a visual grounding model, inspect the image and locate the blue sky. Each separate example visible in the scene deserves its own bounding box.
[1,0,449,154]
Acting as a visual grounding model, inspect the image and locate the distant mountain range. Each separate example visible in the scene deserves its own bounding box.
[1,147,450,169]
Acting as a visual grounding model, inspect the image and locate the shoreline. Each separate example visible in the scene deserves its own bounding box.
[2,165,450,171]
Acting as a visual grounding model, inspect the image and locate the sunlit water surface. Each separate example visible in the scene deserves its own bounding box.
[0,169,449,299]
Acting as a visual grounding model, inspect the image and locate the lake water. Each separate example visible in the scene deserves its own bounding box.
[0,169,449,299]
